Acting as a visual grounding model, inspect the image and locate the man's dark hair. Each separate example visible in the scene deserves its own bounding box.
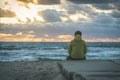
[74,31,82,36]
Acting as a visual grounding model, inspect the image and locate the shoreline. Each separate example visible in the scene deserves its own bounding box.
[0,60,120,80]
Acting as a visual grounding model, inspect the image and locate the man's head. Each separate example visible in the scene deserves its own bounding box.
[74,31,82,36]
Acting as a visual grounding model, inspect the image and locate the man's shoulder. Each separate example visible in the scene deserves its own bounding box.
[82,40,87,45]
[70,39,86,43]
[82,40,86,42]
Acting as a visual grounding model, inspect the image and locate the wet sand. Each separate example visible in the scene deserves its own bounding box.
[0,61,66,80]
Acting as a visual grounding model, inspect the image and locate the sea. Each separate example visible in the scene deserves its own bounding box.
[0,42,120,61]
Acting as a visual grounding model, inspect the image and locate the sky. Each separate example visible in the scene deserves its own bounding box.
[0,0,120,42]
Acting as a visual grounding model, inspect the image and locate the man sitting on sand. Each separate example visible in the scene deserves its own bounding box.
[68,31,87,60]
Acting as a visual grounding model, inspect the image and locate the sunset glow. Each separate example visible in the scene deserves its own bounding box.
[0,0,120,42]
[0,0,46,24]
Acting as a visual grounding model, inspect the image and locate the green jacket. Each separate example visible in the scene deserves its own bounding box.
[68,34,87,59]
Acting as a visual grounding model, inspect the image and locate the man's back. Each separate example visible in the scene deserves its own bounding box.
[68,34,87,59]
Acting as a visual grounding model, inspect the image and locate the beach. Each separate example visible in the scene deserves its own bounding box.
[0,61,66,80]
[0,60,120,80]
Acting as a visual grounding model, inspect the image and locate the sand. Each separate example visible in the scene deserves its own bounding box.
[0,61,66,80]
[0,60,120,80]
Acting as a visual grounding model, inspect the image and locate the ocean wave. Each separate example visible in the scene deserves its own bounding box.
[0,46,65,51]
[42,47,64,50]
[0,46,20,50]
[88,42,120,48]
[0,46,36,50]
[0,42,120,61]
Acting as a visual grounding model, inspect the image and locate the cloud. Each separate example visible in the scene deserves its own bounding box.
[85,38,120,42]
[93,14,115,23]
[37,0,60,5]
[114,3,120,11]
[26,17,31,22]
[92,4,112,10]
[60,1,97,18]
[0,19,120,42]
[67,0,120,4]
[91,3,120,11]
[4,2,9,5]
[0,8,16,17]
[0,1,120,42]
[0,33,12,38]
[110,10,120,18]
[0,21,120,40]
[115,18,120,24]
[0,32,35,42]
[17,0,34,4]
[60,1,83,14]
[0,32,72,42]
[0,32,119,42]
[38,9,61,22]
[57,35,73,41]
[60,1,120,24]
[17,0,60,5]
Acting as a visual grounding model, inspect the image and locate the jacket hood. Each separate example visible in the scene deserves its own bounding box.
[74,34,82,40]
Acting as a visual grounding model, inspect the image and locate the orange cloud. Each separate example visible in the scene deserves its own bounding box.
[0,33,72,42]
[17,0,60,5]
[57,35,73,42]
[0,8,16,17]
[0,33,12,37]
[17,0,35,4]
[0,33,119,42]
[4,2,9,5]
[85,38,120,42]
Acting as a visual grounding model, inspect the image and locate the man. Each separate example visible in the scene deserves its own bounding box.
[68,31,87,60]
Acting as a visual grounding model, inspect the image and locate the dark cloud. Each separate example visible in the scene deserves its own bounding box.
[93,14,115,23]
[17,18,22,22]
[67,0,120,4]
[114,3,120,11]
[4,2,9,5]
[17,0,35,4]
[17,0,60,5]
[38,10,61,22]
[0,8,16,17]
[60,1,120,24]
[92,4,112,10]
[26,17,31,22]
[115,19,120,24]
[110,10,120,18]
[60,1,82,14]
[16,18,33,23]
[60,1,99,18]
[0,21,120,39]
[37,0,60,5]
[92,3,120,11]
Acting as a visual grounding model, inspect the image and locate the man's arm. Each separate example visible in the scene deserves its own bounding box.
[68,43,72,56]
[84,42,87,55]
